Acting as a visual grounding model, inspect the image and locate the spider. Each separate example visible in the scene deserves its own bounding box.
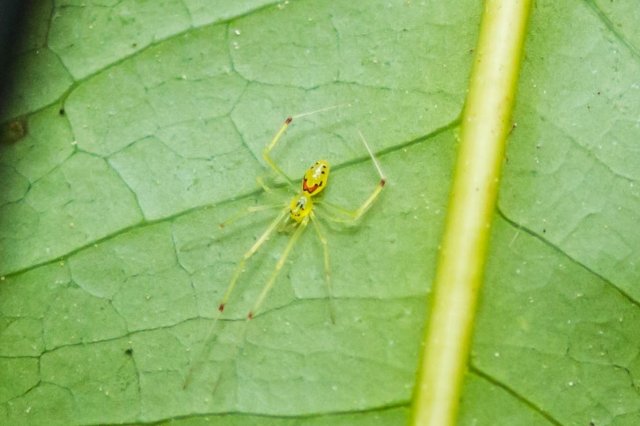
[183,107,386,388]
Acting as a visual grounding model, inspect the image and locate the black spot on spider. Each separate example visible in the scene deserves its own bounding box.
[124,348,133,356]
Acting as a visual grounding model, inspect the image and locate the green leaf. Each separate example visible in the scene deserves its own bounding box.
[1,1,638,425]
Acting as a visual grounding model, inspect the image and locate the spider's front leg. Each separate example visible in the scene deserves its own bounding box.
[319,130,386,223]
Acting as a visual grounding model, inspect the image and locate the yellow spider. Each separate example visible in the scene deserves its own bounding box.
[184,108,386,387]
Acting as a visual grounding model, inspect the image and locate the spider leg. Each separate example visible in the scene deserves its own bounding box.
[219,203,285,229]
[317,130,386,224]
[221,208,289,311]
[263,105,349,189]
[247,215,309,320]
[183,207,288,388]
[310,211,335,324]
[263,117,296,188]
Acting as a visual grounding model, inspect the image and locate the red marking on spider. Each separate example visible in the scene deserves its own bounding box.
[303,178,320,194]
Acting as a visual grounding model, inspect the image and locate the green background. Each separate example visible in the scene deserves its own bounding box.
[0,0,638,424]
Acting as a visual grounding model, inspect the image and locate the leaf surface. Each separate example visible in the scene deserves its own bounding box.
[0,1,638,425]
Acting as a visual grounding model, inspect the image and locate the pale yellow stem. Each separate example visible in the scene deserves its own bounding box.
[410,1,532,425]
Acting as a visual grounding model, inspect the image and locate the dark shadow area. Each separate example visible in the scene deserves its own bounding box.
[0,0,32,122]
